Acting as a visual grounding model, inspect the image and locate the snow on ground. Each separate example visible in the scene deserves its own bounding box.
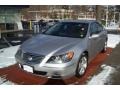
[87,64,116,85]
[0,45,19,68]
[107,34,120,48]
[0,46,19,84]
[0,77,15,85]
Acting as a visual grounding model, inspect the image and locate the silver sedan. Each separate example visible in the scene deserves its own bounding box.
[15,20,108,79]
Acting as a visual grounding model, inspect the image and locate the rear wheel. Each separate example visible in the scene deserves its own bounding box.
[75,53,88,77]
[101,41,107,53]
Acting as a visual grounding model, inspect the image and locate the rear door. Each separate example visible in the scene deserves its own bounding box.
[88,22,102,59]
[96,23,107,51]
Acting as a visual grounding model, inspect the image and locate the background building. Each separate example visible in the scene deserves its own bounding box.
[21,5,96,20]
[0,5,29,31]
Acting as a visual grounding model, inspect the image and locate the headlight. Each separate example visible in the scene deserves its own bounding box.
[47,51,74,64]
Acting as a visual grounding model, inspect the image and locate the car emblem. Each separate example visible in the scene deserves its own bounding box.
[28,56,33,61]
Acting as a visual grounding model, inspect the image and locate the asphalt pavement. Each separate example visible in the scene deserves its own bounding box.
[103,43,120,84]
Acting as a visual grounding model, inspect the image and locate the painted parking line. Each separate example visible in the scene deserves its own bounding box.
[0,48,112,85]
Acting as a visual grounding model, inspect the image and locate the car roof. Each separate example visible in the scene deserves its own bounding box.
[59,20,97,24]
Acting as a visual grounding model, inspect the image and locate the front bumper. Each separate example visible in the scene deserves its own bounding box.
[17,58,76,79]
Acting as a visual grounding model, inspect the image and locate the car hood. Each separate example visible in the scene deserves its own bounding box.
[21,34,82,55]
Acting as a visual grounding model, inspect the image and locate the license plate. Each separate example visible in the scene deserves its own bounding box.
[23,65,33,73]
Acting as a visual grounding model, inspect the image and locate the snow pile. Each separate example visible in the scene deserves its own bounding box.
[0,77,15,85]
[87,64,116,85]
[1,80,15,85]
[0,45,19,68]
[107,34,120,48]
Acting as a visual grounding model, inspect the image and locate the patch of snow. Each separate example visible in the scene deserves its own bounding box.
[87,64,116,85]
[1,80,15,85]
[0,77,15,85]
[0,45,20,68]
[107,34,120,48]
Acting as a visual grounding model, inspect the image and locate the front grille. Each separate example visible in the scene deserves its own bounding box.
[22,52,45,64]
[15,48,45,64]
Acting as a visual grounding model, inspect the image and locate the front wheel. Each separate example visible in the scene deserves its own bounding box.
[75,53,88,77]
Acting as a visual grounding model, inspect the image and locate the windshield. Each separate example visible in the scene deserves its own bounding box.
[43,22,89,38]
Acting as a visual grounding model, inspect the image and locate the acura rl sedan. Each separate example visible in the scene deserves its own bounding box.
[15,20,108,79]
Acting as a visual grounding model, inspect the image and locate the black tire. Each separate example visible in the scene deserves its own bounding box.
[75,53,88,77]
[101,41,107,53]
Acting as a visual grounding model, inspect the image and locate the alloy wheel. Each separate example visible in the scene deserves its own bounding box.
[76,54,88,77]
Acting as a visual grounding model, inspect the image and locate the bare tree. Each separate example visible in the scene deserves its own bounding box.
[96,5,102,23]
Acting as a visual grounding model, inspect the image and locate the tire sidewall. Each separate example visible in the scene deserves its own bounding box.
[75,53,88,77]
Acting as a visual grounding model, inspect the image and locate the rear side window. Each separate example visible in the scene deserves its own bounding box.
[97,23,103,32]
[89,22,103,36]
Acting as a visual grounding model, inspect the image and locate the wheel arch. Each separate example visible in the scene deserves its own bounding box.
[82,51,89,59]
